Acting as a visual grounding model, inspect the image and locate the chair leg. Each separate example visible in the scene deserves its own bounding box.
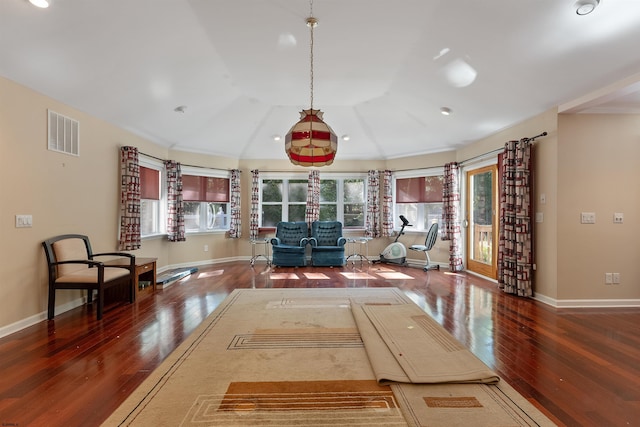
[129,276,135,303]
[423,252,440,271]
[48,286,56,320]
[97,288,104,320]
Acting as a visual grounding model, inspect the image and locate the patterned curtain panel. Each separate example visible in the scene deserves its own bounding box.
[249,169,260,240]
[381,170,394,237]
[442,162,463,271]
[305,170,320,228]
[229,169,242,238]
[498,139,533,296]
[164,160,185,242]
[118,146,141,250]
[365,170,381,237]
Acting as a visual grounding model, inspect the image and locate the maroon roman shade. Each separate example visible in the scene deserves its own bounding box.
[182,175,230,202]
[140,166,160,200]
[395,176,443,203]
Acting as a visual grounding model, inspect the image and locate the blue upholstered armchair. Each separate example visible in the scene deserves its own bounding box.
[270,222,309,267]
[309,221,346,266]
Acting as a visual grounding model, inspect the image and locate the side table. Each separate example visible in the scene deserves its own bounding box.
[105,257,157,301]
[345,237,372,265]
[250,238,271,266]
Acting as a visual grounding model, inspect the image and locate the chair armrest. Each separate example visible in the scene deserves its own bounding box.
[270,237,282,246]
[92,252,136,269]
[92,252,134,259]
[50,260,106,278]
[308,237,318,247]
[337,237,347,246]
[300,237,310,247]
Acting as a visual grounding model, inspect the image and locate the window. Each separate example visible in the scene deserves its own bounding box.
[260,175,366,228]
[140,161,163,237]
[395,172,444,232]
[182,169,230,233]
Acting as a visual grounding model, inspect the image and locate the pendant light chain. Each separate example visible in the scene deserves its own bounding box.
[308,0,316,153]
[309,0,314,112]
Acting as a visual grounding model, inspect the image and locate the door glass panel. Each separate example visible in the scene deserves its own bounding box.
[466,164,498,279]
[470,170,493,265]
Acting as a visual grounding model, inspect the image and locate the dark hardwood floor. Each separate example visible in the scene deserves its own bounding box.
[0,261,638,426]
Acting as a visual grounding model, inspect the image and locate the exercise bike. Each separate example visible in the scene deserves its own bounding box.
[378,215,411,265]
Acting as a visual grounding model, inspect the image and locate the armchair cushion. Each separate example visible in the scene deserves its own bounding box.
[310,221,345,266]
[270,222,309,267]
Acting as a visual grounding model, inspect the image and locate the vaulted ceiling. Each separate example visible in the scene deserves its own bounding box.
[2,0,640,161]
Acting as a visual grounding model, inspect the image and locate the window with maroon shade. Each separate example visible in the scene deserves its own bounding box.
[395,174,444,232]
[139,164,162,236]
[182,172,231,232]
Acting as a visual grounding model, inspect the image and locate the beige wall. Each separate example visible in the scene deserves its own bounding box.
[557,113,640,301]
[2,75,637,335]
[0,77,168,329]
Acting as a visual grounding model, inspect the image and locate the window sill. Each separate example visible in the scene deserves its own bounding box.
[186,229,229,235]
[141,233,167,240]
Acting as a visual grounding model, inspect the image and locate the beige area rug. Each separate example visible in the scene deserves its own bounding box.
[103,288,556,426]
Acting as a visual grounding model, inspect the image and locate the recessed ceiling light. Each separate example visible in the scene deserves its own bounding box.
[273,135,281,141]
[341,135,350,141]
[575,0,599,15]
[29,0,50,8]
[440,107,452,116]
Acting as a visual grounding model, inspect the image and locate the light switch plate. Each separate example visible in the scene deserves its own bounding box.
[15,214,33,228]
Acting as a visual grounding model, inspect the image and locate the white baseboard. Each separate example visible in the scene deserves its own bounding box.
[547,297,640,308]
[0,296,86,339]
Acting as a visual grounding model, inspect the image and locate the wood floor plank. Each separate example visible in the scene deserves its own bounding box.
[0,261,638,426]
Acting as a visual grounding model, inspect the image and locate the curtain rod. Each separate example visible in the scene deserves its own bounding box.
[139,152,238,173]
[141,131,547,175]
[252,169,366,173]
[458,131,547,166]
[391,131,548,172]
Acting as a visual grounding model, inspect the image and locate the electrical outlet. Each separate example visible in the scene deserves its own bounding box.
[605,273,613,284]
[612,273,620,284]
[581,212,596,224]
[613,213,624,224]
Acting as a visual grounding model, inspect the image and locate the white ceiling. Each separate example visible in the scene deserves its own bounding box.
[2,0,640,161]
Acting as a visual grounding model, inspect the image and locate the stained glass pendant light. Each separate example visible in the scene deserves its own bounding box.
[285,2,338,167]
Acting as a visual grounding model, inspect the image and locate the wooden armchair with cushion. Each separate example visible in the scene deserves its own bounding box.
[42,234,136,320]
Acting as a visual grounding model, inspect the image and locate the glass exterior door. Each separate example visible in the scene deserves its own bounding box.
[466,165,498,279]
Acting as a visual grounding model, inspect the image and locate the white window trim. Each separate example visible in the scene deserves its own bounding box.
[393,167,444,234]
[139,155,166,239]
[259,172,368,227]
[181,166,231,234]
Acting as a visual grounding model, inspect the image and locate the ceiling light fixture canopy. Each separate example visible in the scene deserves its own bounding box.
[28,0,51,8]
[575,0,599,15]
[285,0,337,167]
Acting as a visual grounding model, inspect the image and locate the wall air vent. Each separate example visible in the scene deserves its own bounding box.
[48,110,80,156]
